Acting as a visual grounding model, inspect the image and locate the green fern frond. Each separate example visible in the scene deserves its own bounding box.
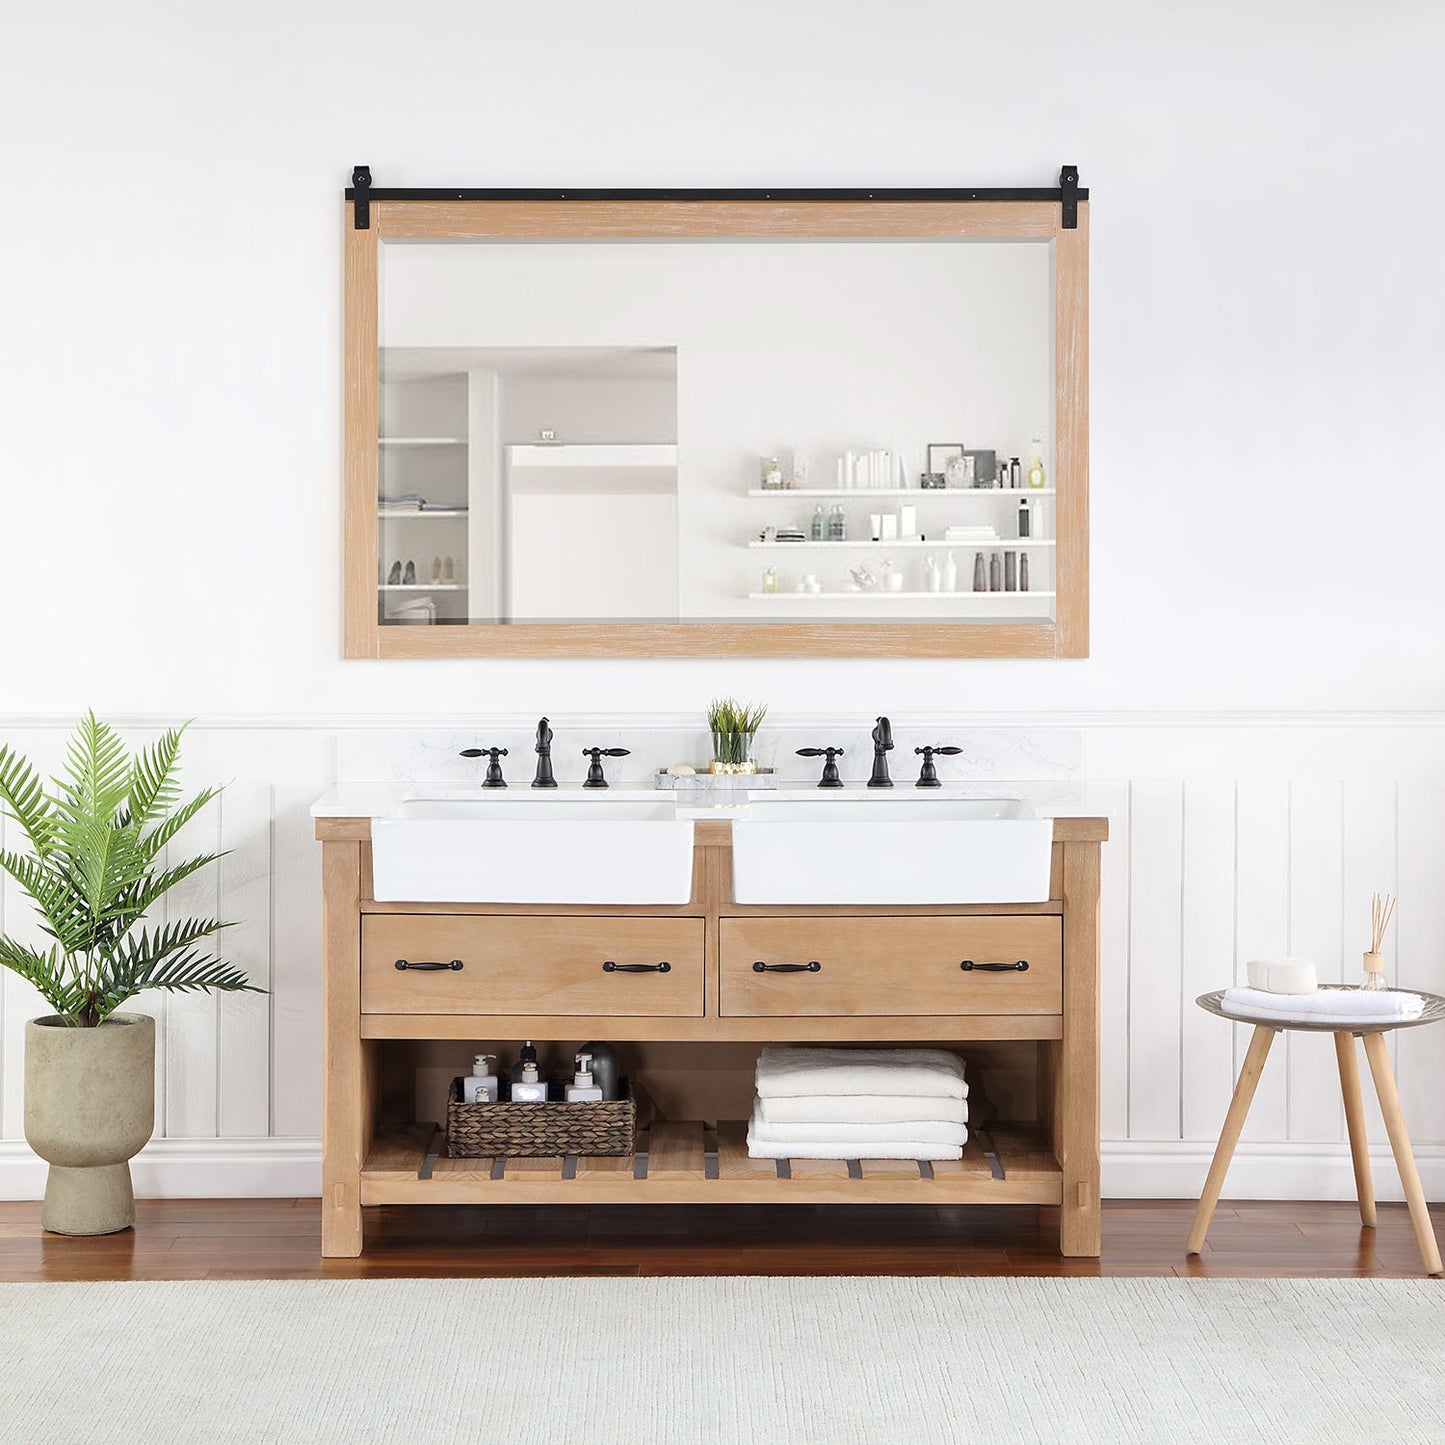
[0,851,94,953]
[135,786,221,866]
[128,725,188,828]
[106,852,227,931]
[0,744,58,857]
[0,937,88,1019]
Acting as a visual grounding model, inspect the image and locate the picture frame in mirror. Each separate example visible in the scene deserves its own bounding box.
[964,449,998,489]
[924,442,964,490]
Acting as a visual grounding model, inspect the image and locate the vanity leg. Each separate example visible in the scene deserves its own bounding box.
[1362,1031,1442,1276]
[1334,1032,1376,1228]
[322,840,368,1258]
[1187,1025,1275,1254]
[1057,840,1102,1257]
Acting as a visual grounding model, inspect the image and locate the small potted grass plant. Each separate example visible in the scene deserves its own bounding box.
[0,714,261,1235]
[707,697,768,775]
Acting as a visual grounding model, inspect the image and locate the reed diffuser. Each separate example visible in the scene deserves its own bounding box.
[1361,892,1397,991]
[707,697,767,774]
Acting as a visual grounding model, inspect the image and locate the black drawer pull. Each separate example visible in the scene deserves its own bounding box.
[753,961,822,973]
[959,960,1029,972]
[602,961,672,973]
[394,959,464,972]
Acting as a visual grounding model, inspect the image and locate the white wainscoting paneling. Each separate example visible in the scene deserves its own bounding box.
[0,715,1442,1204]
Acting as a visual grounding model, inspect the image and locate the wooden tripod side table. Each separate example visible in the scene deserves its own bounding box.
[1187,988,1445,1277]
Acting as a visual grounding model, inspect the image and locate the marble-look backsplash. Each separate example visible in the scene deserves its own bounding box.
[335,717,1081,789]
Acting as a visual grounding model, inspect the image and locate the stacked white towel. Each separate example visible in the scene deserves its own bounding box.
[1221,986,1424,1023]
[747,1047,968,1161]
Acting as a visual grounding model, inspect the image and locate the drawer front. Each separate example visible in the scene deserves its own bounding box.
[363,915,704,1017]
[719,916,1062,1017]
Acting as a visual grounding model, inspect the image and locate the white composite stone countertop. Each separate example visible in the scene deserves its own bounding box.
[310,780,1100,820]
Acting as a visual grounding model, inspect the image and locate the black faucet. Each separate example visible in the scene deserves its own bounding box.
[797,746,845,788]
[914,745,962,788]
[868,716,894,789]
[460,746,508,788]
[582,746,629,789]
[532,717,557,788]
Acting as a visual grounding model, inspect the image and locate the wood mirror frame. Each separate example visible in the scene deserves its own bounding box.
[343,184,1089,659]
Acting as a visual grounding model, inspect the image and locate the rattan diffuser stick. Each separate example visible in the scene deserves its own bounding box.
[1362,892,1397,991]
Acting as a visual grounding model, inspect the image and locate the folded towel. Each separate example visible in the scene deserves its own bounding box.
[757,1093,967,1127]
[755,1047,966,1100]
[748,1107,968,1148]
[746,1115,963,1161]
[1222,986,1424,1021]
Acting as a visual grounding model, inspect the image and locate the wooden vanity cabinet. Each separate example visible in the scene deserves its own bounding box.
[316,815,1106,1260]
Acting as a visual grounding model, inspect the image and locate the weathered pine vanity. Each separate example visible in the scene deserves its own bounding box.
[315,798,1106,1260]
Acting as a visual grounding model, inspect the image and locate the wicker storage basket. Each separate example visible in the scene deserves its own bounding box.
[446,1077,636,1157]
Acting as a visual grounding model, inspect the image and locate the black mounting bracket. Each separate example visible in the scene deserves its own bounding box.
[1060,165,1079,229]
[346,166,1087,230]
[351,165,371,229]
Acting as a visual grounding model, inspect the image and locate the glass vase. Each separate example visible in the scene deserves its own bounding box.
[1361,951,1386,991]
[710,731,758,774]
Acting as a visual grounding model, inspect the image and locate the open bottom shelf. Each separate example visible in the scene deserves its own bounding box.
[361,1121,1061,1207]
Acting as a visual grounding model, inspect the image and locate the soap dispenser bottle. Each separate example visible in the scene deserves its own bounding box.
[566,1053,604,1103]
[463,1053,499,1104]
[810,504,827,542]
[578,1041,619,1100]
[512,1059,548,1104]
[510,1041,539,1086]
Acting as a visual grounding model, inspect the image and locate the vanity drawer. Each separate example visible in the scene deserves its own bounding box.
[719,916,1062,1017]
[362,916,705,1016]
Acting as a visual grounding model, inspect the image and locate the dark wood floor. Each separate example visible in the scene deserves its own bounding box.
[0,1198,1440,1280]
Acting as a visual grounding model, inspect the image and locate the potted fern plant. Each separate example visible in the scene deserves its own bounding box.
[0,715,260,1236]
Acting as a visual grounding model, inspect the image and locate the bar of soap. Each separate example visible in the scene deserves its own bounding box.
[1245,958,1318,994]
[665,764,696,776]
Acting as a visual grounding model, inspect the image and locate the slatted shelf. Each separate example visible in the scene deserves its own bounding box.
[360,1120,1061,1206]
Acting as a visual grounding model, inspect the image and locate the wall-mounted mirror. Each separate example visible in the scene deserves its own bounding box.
[345,186,1088,657]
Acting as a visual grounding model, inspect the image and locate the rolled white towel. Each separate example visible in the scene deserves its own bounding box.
[749,1115,967,1149]
[1222,986,1424,1021]
[746,1116,963,1162]
[755,1046,965,1100]
[757,1093,967,1127]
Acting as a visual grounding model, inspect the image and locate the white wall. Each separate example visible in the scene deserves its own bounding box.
[3,1,1445,1199]
[3,0,1441,714]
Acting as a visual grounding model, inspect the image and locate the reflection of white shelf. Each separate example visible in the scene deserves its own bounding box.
[747,488,1055,498]
[378,583,467,591]
[378,509,469,518]
[749,539,1054,550]
[510,444,677,468]
[748,590,1056,601]
[378,437,467,447]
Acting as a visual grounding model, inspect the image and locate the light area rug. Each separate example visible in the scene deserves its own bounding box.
[2,1277,1443,1444]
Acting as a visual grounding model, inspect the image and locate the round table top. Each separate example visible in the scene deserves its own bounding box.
[1196,986,1445,1034]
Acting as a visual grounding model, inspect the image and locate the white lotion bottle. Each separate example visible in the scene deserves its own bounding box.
[565,1053,604,1103]
[512,1060,548,1104]
[463,1053,499,1104]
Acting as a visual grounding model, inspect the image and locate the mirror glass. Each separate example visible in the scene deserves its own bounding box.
[377,238,1055,627]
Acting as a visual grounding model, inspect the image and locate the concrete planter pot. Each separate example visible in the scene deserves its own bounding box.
[24,1013,155,1235]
